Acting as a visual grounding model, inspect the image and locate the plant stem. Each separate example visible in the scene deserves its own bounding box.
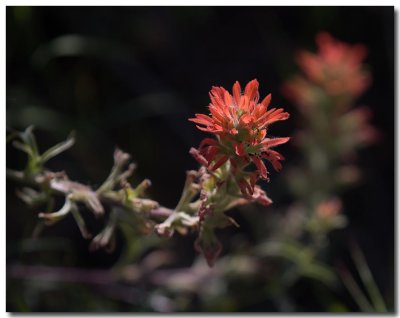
[338,265,374,312]
[351,243,387,312]
[7,167,173,222]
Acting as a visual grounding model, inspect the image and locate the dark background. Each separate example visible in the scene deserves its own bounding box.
[6,6,394,312]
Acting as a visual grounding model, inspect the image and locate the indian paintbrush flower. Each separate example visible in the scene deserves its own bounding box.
[283,32,371,112]
[189,79,290,198]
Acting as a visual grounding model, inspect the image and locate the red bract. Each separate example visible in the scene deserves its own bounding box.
[189,79,290,196]
[296,32,371,97]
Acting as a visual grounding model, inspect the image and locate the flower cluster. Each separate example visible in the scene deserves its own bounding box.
[189,79,290,199]
[282,33,378,153]
[297,32,370,97]
[283,32,371,113]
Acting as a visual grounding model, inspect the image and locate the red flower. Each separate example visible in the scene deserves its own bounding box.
[189,79,290,196]
[296,32,370,97]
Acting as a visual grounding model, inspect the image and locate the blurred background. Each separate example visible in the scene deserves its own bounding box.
[6,6,394,312]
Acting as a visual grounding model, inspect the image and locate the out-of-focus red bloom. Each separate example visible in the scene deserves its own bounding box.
[316,197,342,219]
[295,32,370,98]
[189,79,290,197]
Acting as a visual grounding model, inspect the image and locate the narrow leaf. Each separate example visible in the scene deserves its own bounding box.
[40,132,75,164]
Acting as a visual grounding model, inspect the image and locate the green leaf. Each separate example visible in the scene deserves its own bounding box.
[38,197,72,225]
[19,126,39,157]
[40,132,75,164]
[302,262,336,286]
[256,239,313,266]
[12,140,34,157]
[351,243,388,312]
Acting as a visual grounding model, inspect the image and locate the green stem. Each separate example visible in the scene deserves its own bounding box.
[338,265,374,312]
[70,202,91,239]
[351,243,387,312]
[175,171,198,213]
